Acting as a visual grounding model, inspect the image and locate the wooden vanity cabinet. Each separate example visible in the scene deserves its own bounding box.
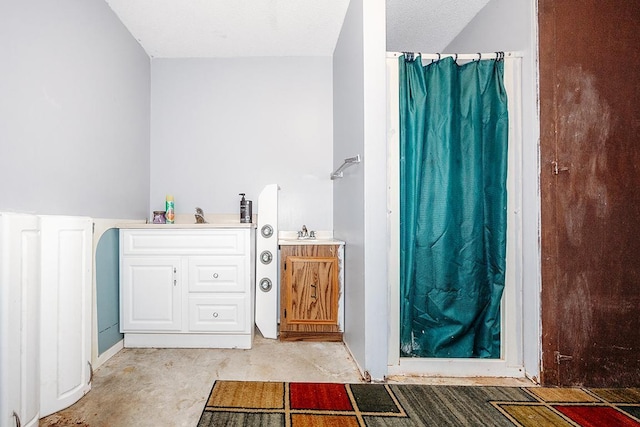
[279,244,343,341]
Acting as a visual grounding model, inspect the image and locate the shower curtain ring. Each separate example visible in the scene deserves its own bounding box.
[477,52,482,61]
[453,53,458,63]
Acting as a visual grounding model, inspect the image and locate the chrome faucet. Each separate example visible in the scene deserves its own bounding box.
[297,225,316,239]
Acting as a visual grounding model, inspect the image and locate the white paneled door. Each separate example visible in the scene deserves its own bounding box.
[39,216,92,417]
[255,184,279,339]
[0,213,41,427]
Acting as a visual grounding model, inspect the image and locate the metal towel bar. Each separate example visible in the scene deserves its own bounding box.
[330,155,361,180]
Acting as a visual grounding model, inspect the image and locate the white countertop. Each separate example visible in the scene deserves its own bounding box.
[278,230,345,246]
[117,213,256,229]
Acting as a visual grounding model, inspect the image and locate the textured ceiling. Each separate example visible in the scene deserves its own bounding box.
[104,0,490,58]
[386,0,492,53]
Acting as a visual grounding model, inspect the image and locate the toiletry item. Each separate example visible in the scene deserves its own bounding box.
[165,195,175,224]
[239,193,252,223]
[195,207,207,224]
[153,211,166,224]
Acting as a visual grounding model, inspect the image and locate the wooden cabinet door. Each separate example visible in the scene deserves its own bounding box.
[279,245,341,339]
[285,256,338,326]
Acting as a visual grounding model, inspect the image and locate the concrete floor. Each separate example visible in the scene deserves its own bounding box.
[39,332,363,426]
[40,331,533,426]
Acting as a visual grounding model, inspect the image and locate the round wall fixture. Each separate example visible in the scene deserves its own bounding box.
[260,250,273,265]
[261,224,274,238]
[259,278,272,292]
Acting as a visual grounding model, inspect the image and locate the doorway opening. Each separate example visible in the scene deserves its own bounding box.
[386,52,525,377]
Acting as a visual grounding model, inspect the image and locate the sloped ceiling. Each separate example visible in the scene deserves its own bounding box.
[386,0,492,53]
[104,0,490,58]
[104,0,351,57]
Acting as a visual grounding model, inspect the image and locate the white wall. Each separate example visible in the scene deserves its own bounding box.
[444,0,541,380]
[334,0,388,381]
[149,57,334,231]
[334,0,366,376]
[0,0,150,219]
[361,0,388,381]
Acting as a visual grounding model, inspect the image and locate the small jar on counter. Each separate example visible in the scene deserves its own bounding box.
[152,211,166,224]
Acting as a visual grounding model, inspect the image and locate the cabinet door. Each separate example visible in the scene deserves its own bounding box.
[0,213,40,427]
[40,215,92,418]
[121,256,181,331]
[283,256,338,327]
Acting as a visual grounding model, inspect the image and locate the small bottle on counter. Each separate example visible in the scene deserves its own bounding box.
[165,195,175,224]
[239,193,252,223]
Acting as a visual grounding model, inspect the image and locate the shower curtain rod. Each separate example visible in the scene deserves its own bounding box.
[387,51,522,60]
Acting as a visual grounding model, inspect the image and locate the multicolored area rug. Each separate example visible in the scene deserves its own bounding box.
[198,380,640,426]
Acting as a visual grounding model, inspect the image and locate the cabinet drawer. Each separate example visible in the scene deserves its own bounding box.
[188,296,247,332]
[188,256,247,293]
[121,229,246,255]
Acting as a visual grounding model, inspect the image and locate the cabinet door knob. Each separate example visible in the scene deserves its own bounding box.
[213,273,219,279]
[212,312,219,318]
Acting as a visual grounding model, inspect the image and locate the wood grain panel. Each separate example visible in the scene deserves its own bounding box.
[279,245,341,340]
[539,0,640,386]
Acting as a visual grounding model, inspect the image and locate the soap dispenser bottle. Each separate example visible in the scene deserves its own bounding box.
[239,193,252,223]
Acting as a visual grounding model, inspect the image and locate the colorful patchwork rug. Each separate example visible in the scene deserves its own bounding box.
[198,380,640,426]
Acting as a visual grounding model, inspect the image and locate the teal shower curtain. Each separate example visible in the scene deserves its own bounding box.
[399,55,509,358]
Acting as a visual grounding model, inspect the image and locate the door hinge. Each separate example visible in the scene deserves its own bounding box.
[552,161,570,175]
[284,262,287,271]
[284,309,287,319]
[555,351,573,364]
[92,222,96,234]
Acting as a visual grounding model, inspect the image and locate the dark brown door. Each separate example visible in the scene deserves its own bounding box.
[539,0,640,386]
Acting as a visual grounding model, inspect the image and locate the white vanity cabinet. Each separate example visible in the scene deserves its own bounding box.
[119,227,255,349]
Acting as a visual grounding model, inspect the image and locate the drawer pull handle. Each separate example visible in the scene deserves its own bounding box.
[212,312,219,318]
[311,283,317,299]
[213,273,219,279]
